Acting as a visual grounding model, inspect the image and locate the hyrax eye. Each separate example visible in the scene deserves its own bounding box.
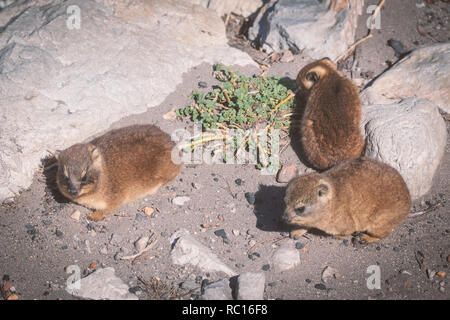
[295,206,306,216]
[306,72,319,83]
[81,175,88,183]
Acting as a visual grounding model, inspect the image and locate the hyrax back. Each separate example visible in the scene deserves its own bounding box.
[57,124,180,221]
[296,58,364,170]
[283,157,411,242]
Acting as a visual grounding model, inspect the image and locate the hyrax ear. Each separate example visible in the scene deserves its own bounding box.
[87,144,100,161]
[317,183,330,198]
[305,71,319,84]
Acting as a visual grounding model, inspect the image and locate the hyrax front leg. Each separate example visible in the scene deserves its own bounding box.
[290,228,308,240]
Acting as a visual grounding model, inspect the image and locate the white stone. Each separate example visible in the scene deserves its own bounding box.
[361,98,446,199]
[362,43,450,114]
[70,210,81,221]
[67,267,138,300]
[321,266,339,283]
[172,196,191,206]
[236,272,265,300]
[170,229,236,276]
[0,0,256,202]
[272,242,300,272]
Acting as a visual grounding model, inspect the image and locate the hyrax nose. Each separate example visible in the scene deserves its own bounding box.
[68,186,78,196]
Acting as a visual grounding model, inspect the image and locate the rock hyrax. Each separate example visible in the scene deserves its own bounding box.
[57,124,180,221]
[283,157,411,242]
[296,58,365,170]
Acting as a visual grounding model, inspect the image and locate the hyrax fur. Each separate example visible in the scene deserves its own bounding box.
[283,157,411,242]
[296,58,365,170]
[57,124,180,221]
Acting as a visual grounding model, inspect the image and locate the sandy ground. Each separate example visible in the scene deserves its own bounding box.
[0,1,449,300]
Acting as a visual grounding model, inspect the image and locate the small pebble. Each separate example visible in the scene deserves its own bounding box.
[129,286,143,295]
[192,182,202,190]
[235,263,244,268]
[295,242,305,250]
[55,230,63,238]
[305,279,312,283]
[70,210,81,221]
[235,178,243,186]
[248,252,260,260]
[213,177,219,182]
[262,264,270,271]
[135,213,147,222]
[245,192,255,205]
[198,81,207,88]
[387,39,406,58]
[214,229,228,241]
[426,269,436,280]
[172,196,191,206]
[232,229,240,236]
[42,220,52,226]
[314,283,327,290]
[267,282,277,287]
[393,247,401,252]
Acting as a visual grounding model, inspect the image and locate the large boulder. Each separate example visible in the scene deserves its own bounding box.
[0,0,256,202]
[361,98,447,200]
[362,43,450,114]
[248,0,363,59]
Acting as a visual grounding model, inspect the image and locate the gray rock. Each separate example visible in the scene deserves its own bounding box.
[361,43,450,114]
[169,229,236,276]
[248,0,362,59]
[361,98,446,199]
[272,242,300,272]
[0,0,256,202]
[66,267,138,300]
[200,278,233,300]
[236,272,265,300]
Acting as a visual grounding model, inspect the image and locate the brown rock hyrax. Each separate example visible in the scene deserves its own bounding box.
[296,58,364,170]
[56,124,180,221]
[283,157,411,242]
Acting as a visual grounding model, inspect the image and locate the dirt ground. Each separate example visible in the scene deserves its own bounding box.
[0,1,449,300]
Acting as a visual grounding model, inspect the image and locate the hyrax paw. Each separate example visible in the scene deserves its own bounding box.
[290,228,307,240]
[360,234,381,243]
[87,211,106,222]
